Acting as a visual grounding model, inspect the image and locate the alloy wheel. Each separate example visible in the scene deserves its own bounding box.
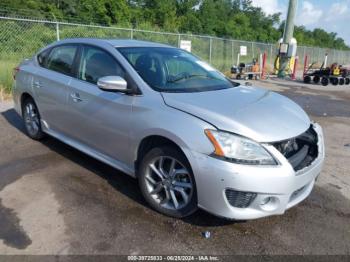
[145,156,193,210]
[23,102,40,137]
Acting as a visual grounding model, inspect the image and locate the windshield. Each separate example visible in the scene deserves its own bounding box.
[117,47,238,93]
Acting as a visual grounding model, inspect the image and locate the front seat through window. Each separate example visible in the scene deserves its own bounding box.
[135,55,163,87]
[84,53,118,84]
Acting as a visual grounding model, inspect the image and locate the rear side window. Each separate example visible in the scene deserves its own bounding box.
[37,49,50,67]
[46,45,78,76]
[78,45,125,84]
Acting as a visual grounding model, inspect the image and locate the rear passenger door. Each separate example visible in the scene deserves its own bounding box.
[34,44,78,134]
[66,45,133,165]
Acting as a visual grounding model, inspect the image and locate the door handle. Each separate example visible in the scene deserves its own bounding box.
[70,93,83,102]
[33,81,42,89]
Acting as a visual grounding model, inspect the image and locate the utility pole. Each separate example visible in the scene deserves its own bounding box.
[278,0,298,78]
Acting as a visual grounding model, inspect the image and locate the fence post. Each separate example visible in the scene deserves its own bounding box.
[209,37,212,64]
[178,34,181,48]
[56,22,60,41]
[130,28,133,39]
[318,48,321,64]
[261,52,267,79]
[251,42,254,60]
[269,44,273,68]
[231,41,234,66]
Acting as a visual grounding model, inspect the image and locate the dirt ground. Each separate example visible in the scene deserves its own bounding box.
[0,78,349,255]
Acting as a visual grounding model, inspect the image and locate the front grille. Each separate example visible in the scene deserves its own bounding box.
[225,189,257,208]
[273,126,318,172]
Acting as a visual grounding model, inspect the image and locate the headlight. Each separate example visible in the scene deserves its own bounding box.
[205,129,276,165]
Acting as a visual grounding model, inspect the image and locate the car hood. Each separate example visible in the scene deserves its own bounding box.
[161,86,310,142]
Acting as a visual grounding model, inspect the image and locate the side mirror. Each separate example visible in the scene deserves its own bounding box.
[97,76,128,93]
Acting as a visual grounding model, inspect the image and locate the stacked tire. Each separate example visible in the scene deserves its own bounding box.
[304,75,350,87]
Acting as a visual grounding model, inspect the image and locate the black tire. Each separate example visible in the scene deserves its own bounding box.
[22,98,45,140]
[339,78,345,85]
[321,77,329,86]
[342,70,348,78]
[313,75,320,84]
[304,75,311,84]
[331,77,339,86]
[138,146,197,218]
[236,74,241,80]
[345,78,350,85]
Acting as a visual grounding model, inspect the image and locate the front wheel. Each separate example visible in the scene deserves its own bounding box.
[138,146,197,218]
[22,98,45,140]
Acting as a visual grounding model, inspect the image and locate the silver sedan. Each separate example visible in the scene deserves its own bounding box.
[12,39,325,219]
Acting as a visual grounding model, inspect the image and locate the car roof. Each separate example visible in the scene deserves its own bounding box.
[55,38,175,48]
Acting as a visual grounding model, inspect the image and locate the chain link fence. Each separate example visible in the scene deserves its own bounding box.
[1,15,350,93]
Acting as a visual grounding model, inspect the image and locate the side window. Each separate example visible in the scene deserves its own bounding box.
[46,45,78,76]
[78,46,125,84]
[37,48,51,67]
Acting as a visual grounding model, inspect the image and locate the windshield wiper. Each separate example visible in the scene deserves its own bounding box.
[167,74,215,83]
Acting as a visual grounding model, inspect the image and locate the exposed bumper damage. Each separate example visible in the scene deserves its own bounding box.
[191,123,325,220]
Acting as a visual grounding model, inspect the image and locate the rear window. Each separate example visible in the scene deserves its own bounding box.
[46,45,78,76]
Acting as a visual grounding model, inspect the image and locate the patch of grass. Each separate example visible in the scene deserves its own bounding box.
[0,60,18,96]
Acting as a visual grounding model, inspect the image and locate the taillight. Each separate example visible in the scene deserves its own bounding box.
[13,66,20,80]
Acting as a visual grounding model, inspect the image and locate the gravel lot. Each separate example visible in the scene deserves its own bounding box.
[0,78,349,255]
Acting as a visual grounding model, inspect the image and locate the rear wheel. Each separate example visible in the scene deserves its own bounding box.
[345,78,350,85]
[22,98,45,140]
[138,146,197,218]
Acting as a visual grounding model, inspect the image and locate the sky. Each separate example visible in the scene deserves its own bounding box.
[251,0,350,45]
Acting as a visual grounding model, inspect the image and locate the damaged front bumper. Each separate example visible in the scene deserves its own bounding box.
[190,123,325,220]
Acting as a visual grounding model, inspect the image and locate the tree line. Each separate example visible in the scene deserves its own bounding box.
[1,0,348,50]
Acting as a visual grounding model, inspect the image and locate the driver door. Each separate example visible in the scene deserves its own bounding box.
[66,45,133,165]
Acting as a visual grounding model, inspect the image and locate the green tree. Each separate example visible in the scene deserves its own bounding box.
[0,0,348,49]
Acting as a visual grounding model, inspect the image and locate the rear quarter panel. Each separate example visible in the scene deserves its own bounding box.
[13,58,36,116]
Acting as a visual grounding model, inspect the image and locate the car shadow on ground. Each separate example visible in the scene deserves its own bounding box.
[1,108,236,227]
